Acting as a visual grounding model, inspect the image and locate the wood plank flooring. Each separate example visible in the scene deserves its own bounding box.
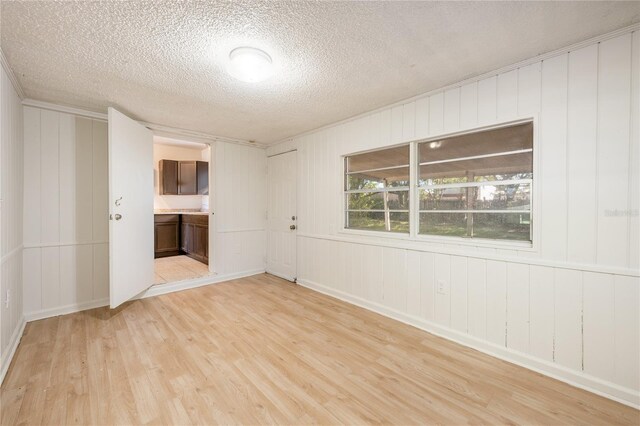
[1,273,638,425]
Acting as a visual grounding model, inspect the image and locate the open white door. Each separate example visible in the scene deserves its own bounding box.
[267,150,297,281]
[108,107,154,308]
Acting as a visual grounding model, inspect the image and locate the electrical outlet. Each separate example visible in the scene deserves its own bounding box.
[4,289,9,308]
[436,279,448,295]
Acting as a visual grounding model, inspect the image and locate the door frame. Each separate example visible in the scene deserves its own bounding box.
[151,133,217,276]
[266,149,298,282]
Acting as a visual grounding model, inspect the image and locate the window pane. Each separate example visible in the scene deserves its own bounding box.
[419,212,531,241]
[420,213,468,237]
[347,145,409,173]
[420,172,532,187]
[419,152,532,183]
[347,191,409,211]
[347,211,409,233]
[418,122,532,163]
[419,183,530,211]
[347,168,410,190]
[473,213,530,241]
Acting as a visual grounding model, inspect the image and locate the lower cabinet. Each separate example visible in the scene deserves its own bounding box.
[154,214,181,258]
[155,214,208,264]
[181,214,208,264]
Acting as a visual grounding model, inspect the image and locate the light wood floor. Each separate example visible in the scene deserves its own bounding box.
[154,255,210,285]
[1,274,638,425]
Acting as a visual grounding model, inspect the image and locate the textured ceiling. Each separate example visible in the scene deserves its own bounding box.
[2,1,639,145]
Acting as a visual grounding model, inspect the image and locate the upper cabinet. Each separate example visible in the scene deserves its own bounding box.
[159,159,208,195]
[159,159,178,195]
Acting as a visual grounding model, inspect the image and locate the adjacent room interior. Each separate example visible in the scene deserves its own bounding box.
[0,2,638,425]
[153,137,212,285]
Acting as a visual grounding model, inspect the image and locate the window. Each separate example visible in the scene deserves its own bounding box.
[344,145,410,233]
[418,122,532,241]
[343,120,534,243]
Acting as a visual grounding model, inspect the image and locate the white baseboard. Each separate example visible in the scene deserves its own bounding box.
[297,278,640,409]
[140,269,265,298]
[22,269,266,323]
[0,316,26,385]
[24,298,110,322]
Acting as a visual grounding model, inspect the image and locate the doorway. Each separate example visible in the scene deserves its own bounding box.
[152,136,213,285]
[267,150,297,281]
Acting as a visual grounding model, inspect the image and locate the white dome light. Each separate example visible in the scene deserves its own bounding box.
[227,47,273,83]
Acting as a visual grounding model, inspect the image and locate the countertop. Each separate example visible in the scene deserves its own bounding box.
[154,210,209,216]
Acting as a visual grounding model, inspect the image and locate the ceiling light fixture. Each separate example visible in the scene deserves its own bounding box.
[227,47,273,83]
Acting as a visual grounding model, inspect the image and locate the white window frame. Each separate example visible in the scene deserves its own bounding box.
[340,116,539,251]
[343,143,411,235]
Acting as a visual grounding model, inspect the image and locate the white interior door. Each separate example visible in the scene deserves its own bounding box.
[108,107,154,308]
[267,150,297,281]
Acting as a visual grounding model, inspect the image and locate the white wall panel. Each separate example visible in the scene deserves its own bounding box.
[583,272,615,381]
[554,269,582,371]
[596,34,632,267]
[497,69,518,120]
[450,256,467,333]
[485,260,507,346]
[629,31,640,270]
[528,265,554,361]
[0,65,24,367]
[477,76,497,124]
[459,82,478,129]
[567,45,598,264]
[506,263,530,353]
[614,275,640,391]
[419,251,435,321]
[428,92,444,136]
[443,88,460,132]
[40,110,59,244]
[406,251,421,317]
[434,253,451,326]
[402,102,415,142]
[383,247,407,312]
[467,258,486,339]
[414,97,429,139]
[517,62,541,117]
[539,54,568,261]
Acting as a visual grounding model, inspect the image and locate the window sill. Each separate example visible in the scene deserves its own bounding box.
[338,228,535,251]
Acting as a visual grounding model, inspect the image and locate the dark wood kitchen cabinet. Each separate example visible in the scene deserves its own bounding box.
[181,214,208,264]
[154,214,180,258]
[197,161,209,195]
[159,160,208,196]
[159,160,178,195]
[178,161,197,195]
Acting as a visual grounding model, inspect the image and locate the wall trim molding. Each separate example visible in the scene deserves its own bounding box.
[0,245,23,264]
[140,269,265,299]
[297,233,640,277]
[23,241,108,250]
[0,48,25,99]
[141,122,266,149]
[297,278,640,409]
[22,99,266,149]
[22,98,107,120]
[0,316,26,385]
[271,23,640,147]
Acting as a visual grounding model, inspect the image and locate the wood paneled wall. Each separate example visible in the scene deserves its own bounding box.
[267,31,640,406]
[21,110,268,318]
[22,107,109,319]
[212,141,266,275]
[0,64,24,378]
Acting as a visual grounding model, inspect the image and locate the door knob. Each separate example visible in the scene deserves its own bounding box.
[115,214,123,221]
[290,224,296,230]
